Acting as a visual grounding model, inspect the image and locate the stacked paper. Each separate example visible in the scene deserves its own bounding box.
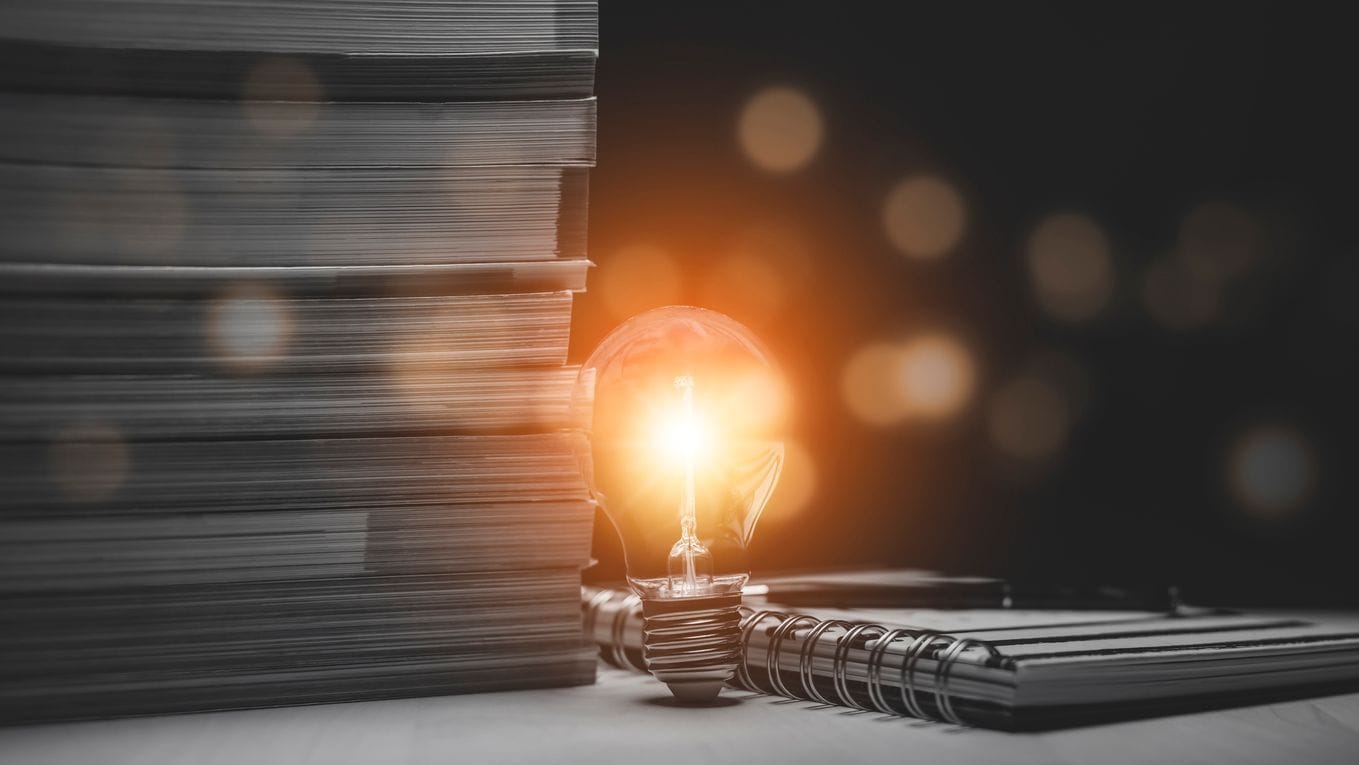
[0,0,599,724]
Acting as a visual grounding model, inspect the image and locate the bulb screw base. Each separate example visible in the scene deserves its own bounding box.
[640,591,744,703]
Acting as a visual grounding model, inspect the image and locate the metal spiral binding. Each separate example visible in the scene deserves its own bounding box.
[584,590,998,725]
[797,619,851,705]
[582,587,646,671]
[899,631,946,718]
[764,614,820,700]
[610,592,643,671]
[733,609,786,692]
[864,627,915,714]
[933,637,1000,725]
[583,587,614,654]
[731,610,998,723]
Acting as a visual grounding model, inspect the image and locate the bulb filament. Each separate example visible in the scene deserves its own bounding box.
[668,374,712,596]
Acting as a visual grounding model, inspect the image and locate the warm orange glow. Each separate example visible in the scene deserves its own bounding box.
[841,341,911,426]
[617,365,788,490]
[761,439,817,524]
[654,410,708,463]
[635,377,785,477]
[734,222,814,280]
[703,222,815,327]
[715,366,790,435]
[581,308,788,588]
[737,87,824,173]
[596,244,684,321]
[702,252,786,325]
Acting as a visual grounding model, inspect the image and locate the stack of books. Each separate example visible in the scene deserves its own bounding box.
[0,0,599,723]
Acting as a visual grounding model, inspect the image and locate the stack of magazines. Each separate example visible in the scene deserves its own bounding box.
[0,0,599,723]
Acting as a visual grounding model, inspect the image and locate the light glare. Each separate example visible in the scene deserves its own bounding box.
[657,413,707,463]
[597,244,683,321]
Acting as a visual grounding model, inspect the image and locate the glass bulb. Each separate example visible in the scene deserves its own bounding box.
[574,306,787,701]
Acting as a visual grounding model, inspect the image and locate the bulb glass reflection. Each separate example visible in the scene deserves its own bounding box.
[575,307,787,602]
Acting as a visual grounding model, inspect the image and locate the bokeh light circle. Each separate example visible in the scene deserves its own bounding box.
[882,176,967,260]
[897,334,975,419]
[47,421,130,504]
[1026,212,1115,322]
[737,87,824,174]
[840,342,909,426]
[1228,425,1316,519]
[841,334,975,425]
[240,57,324,139]
[206,284,293,372]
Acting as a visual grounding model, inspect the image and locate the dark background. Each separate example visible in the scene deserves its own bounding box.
[573,1,1359,605]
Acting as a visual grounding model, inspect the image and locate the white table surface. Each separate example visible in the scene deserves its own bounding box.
[3,666,1358,765]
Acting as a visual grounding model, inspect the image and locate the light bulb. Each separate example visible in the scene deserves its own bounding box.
[574,306,787,702]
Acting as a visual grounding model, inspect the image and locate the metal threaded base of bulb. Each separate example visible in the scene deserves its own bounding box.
[641,592,744,703]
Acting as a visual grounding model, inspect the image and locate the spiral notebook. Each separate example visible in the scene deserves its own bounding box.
[583,573,1359,730]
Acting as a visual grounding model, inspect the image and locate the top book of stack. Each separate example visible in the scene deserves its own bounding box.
[0,0,599,99]
[0,0,596,275]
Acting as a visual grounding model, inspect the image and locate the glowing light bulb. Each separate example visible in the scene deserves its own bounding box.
[574,306,787,702]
